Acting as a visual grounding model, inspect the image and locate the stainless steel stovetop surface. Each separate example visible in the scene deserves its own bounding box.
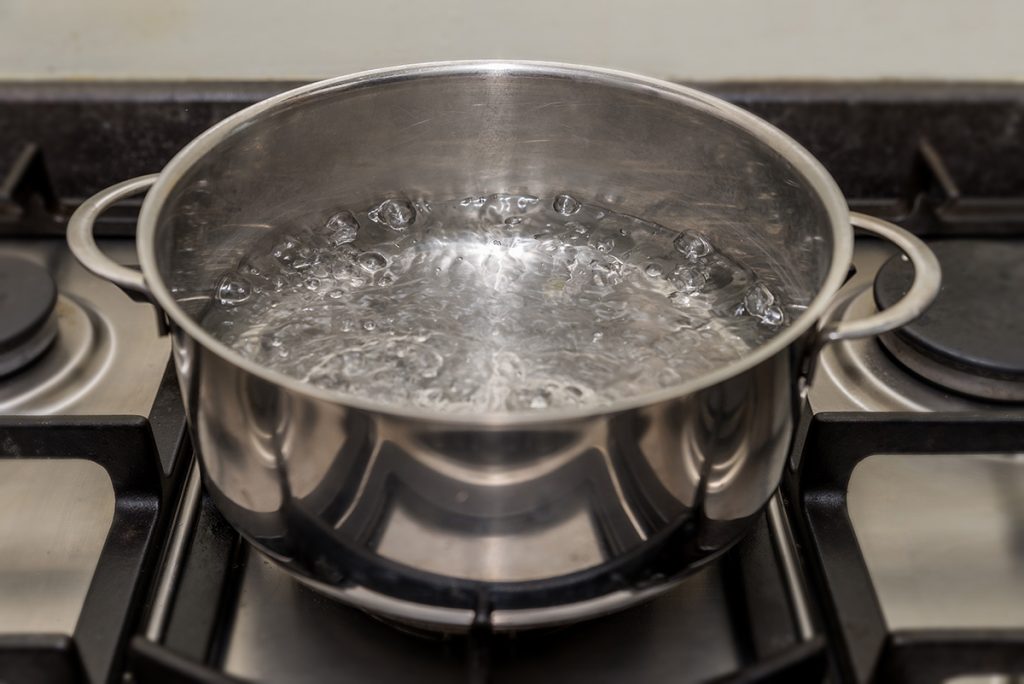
[0,240,169,415]
[849,452,1024,631]
[0,459,113,635]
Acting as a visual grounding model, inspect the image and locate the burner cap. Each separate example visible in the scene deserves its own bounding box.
[874,240,1024,401]
[0,255,58,376]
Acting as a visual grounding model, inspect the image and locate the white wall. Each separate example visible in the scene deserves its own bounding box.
[1,0,1020,81]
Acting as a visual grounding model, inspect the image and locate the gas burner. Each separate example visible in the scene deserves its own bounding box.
[0,255,57,376]
[0,242,169,416]
[874,240,1024,402]
[0,293,107,413]
[809,242,999,413]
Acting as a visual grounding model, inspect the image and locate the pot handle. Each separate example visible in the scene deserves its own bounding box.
[67,174,159,300]
[817,211,941,344]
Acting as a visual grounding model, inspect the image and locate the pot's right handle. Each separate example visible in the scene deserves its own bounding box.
[67,175,158,301]
[818,212,941,343]
[802,212,941,387]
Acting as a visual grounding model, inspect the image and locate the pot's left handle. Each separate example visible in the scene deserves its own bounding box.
[67,175,157,299]
[67,175,168,333]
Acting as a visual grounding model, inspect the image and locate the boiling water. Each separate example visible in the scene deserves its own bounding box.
[201,194,800,413]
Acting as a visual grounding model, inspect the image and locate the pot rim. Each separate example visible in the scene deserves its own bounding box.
[137,60,852,426]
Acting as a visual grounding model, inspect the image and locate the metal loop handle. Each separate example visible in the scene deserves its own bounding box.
[818,212,941,343]
[67,174,158,299]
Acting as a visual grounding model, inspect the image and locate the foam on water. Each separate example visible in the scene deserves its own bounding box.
[202,194,799,413]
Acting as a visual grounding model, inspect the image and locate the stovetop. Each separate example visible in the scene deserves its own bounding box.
[1,81,1023,684]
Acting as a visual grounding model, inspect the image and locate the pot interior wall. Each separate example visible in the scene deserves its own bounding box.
[151,66,836,322]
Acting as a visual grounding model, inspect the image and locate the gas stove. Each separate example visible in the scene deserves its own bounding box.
[0,82,1022,684]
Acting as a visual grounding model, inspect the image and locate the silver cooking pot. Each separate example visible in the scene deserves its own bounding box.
[67,62,940,631]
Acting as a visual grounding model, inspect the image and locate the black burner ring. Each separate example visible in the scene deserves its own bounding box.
[874,239,1024,402]
[0,255,59,377]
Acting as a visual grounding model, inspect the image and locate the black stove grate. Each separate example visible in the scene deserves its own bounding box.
[0,363,189,684]
[786,411,1024,683]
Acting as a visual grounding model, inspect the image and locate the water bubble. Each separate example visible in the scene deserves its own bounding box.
[328,289,346,299]
[743,283,776,317]
[239,260,262,277]
[504,216,524,226]
[304,276,322,291]
[517,195,539,209]
[529,393,549,409]
[760,304,784,327]
[362,319,377,332]
[668,265,707,294]
[216,275,252,306]
[378,273,395,287]
[357,252,387,273]
[553,193,581,216]
[272,239,295,260]
[673,231,712,260]
[618,228,630,237]
[272,237,315,269]
[372,199,416,230]
[596,238,615,253]
[331,261,356,280]
[644,263,664,278]
[325,211,359,245]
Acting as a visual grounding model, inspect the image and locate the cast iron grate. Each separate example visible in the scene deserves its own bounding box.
[0,363,189,684]
[786,412,1024,684]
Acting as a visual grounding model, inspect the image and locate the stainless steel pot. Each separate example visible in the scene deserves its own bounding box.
[67,61,940,631]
